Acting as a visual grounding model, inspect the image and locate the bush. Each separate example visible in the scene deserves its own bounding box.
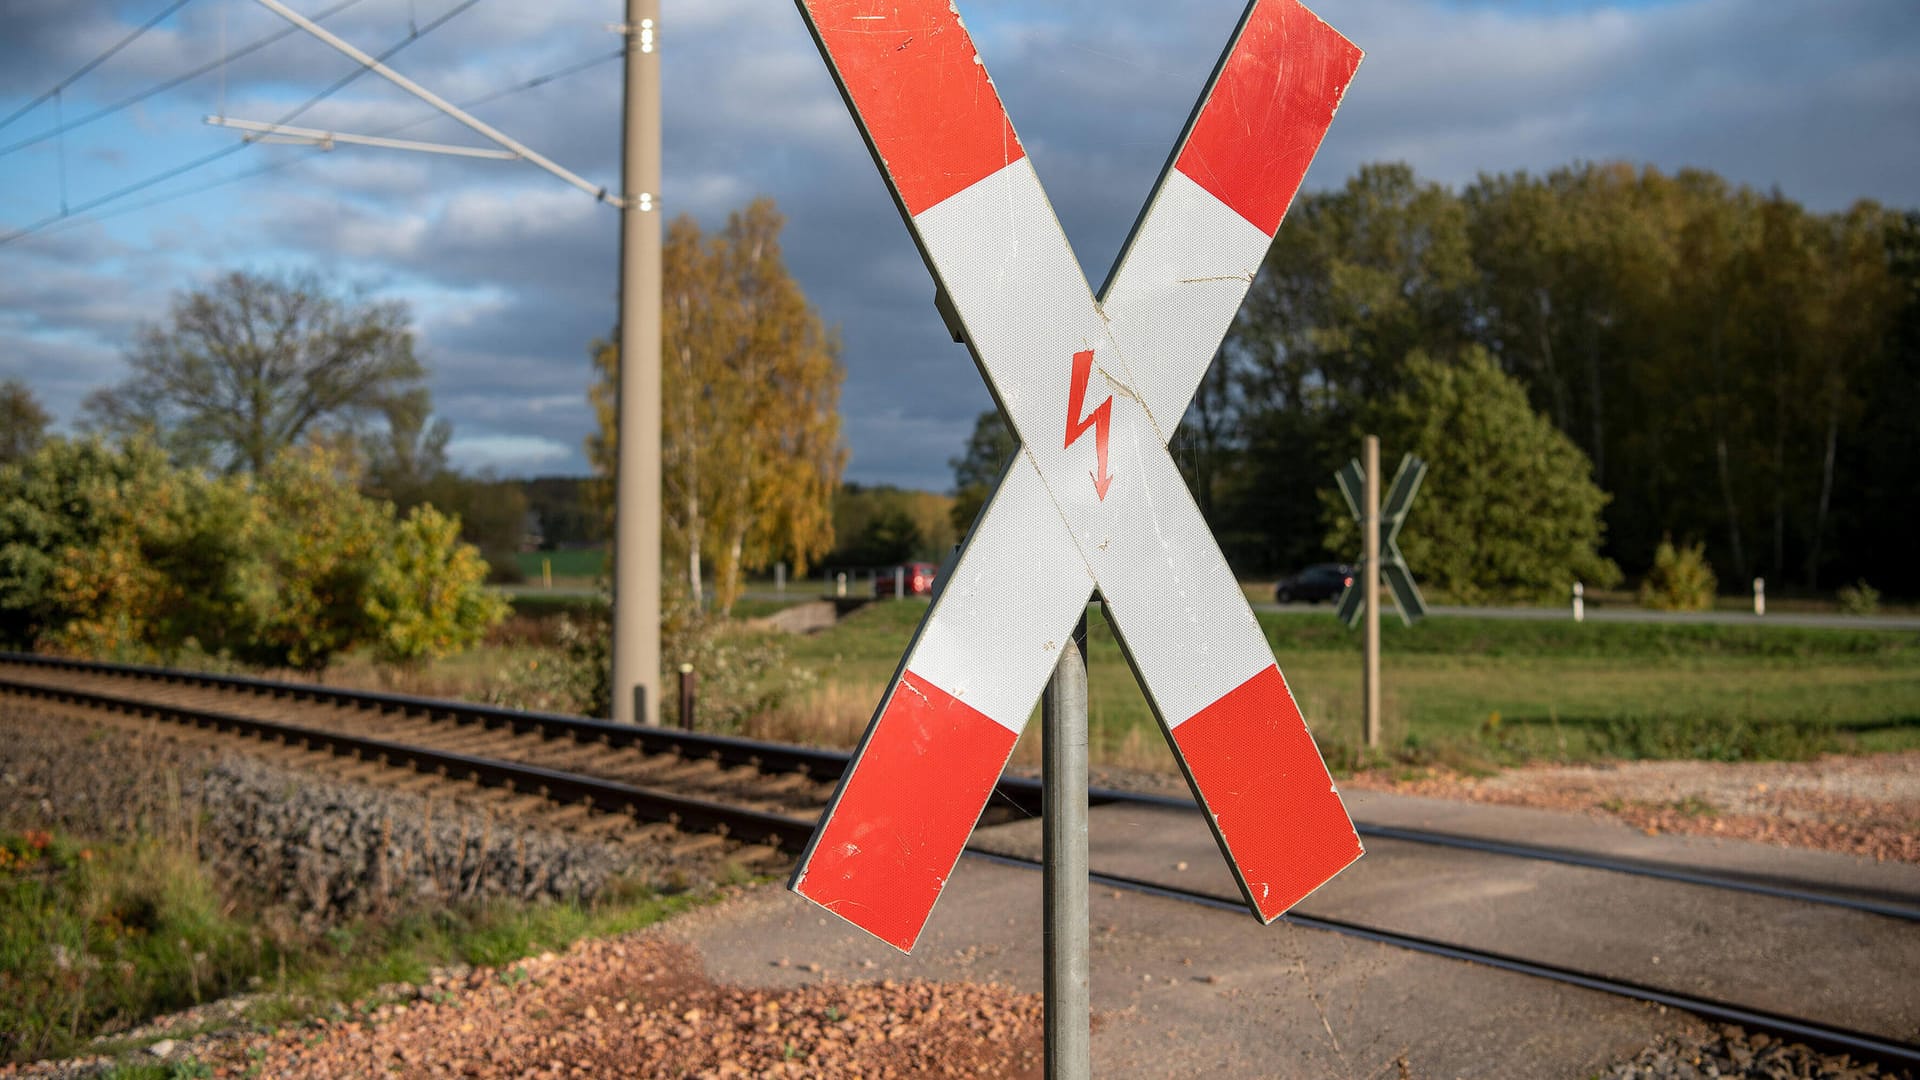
[485,610,612,718]
[365,505,510,667]
[1638,538,1717,611]
[0,439,505,670]
[661,597,813,734]
[1837,579,1881,616]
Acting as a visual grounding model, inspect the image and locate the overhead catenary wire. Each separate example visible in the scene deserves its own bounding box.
[17,49,623,241]
[0,0,485,249]
[0,0,369,161]
[248,0,620,206]
[0,0,197,133]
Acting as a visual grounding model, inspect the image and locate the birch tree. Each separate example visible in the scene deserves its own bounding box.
[589,197,845,615]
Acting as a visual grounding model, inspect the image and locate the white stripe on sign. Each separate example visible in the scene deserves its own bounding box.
[915,159,1108,436]
[1101,169,1277,429]
[909,455,1096,731]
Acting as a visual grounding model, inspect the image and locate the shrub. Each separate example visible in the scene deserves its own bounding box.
[365,505,510,667]
[1836,579,1881,616]
[0,440,504,671]
[660,597,812,734]
[1591,713,1833,763]
[485,610,612,718]
[1638,538,1717,611]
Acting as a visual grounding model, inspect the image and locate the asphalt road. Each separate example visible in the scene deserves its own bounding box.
[1251,599,1920,630]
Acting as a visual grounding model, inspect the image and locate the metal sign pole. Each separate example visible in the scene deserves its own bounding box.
[1043,610,1091,1080]
[1363,435,1382,749]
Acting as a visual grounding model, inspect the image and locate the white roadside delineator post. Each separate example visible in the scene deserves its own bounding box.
[789,0,1366,953]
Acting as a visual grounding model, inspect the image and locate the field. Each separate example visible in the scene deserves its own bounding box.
[774,602,1920,773]
[511,549,606,584]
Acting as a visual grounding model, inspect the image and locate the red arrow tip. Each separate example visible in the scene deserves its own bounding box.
[1066,349,1114,502]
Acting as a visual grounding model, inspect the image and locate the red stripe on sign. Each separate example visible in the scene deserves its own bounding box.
[802,0,1024,217]
[1172,664,1361,921]
[795,669,1019,952]
[1174,0,1363,236]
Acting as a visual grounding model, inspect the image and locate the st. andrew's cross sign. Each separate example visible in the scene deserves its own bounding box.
[788,0,1366,952]
[1336,454,1430,627]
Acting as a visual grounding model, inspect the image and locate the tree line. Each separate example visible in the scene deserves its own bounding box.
[1165,160,1917,597]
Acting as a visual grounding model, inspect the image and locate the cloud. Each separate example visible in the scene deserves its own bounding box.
[1,0,1915,491]
[445,432,574,473]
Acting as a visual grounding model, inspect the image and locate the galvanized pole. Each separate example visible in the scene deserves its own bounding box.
[1043,610,1091,1080]
[611,0,662,724]
[1363,435,1381,749]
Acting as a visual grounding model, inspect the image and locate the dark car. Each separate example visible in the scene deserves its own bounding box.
[875,561,938,597]
[1274,563,1354,604]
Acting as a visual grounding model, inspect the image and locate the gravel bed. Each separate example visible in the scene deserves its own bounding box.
[0,935,1044,1079]
[1342,751,1920,863]
[0,705,682,922]
[1601,1025,1910,1079]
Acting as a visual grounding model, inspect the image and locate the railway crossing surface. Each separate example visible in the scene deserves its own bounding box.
[691,788,1920,1078]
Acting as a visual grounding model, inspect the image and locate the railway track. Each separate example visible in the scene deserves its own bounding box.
[4,651,1917,1072]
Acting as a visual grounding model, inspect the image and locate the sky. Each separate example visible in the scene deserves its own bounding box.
[2,0,1917,490]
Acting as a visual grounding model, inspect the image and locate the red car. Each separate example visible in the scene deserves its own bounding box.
[874,561,938,597]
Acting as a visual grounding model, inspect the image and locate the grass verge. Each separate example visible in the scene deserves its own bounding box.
[0,828,706,1067]
[773,602,1920,771]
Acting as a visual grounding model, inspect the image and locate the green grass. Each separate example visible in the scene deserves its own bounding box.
[0,828,705,1066]
[780,602,1920,770]
[511,549,606,582]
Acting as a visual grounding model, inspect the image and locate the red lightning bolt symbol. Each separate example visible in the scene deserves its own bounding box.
[1065,348,1114,501]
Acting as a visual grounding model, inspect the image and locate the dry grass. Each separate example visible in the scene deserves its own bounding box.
[742,679,884,750]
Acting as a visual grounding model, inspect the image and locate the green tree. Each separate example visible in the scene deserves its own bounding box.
[947,408,1016,535]
[1220,163,1476,573]
[0,379,49,465]
[360,387,452,508]
[1325,350,1620,601]
[589,198,846,615]
[352,385,532,581]
[84,270,425,474]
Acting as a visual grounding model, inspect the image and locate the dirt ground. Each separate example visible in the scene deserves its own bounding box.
[1340,750,1920,864]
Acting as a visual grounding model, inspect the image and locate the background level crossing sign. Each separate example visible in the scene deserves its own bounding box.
[788,0,1366,953]
[1337,453,1428,627]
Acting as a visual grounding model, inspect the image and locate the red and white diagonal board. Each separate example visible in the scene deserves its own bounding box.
[789,0,1366,952]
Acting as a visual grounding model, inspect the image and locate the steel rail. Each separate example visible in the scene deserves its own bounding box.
[1100,789,1920,923]
[0,675,813,852]
[5,652,1913,921]
[0,651,1051,816]
[967,849,1920,1072]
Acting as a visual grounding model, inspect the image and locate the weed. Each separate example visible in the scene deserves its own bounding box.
[0,827,704,1066]
[1838,580,1882,616]
[1668,795,1720,818]
[1639,538,1717,612]
[1591,712,1834,763]
[99,1060,213,1080]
